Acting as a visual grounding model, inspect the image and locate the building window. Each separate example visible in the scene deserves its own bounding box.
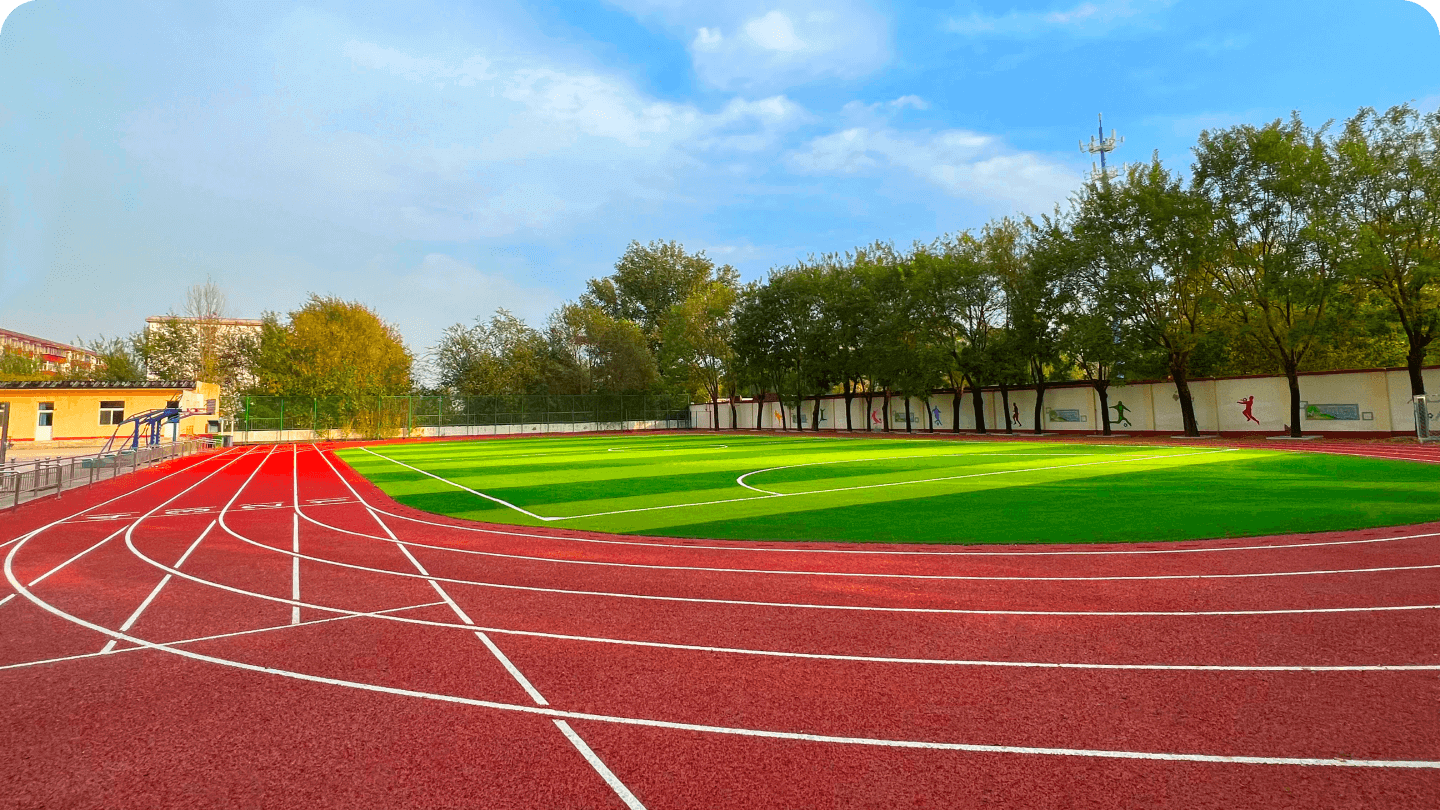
[37,402,54,427]
[100,401,125,425]
[166,400,180,410]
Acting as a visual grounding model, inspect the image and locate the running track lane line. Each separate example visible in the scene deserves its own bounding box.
[300,444,648,808]
[5,601,448,672]
[0,448,256,612]
[99,518,222,654]
[8,545,1440,771]
[129,518,1440,672]
[287,500,1440,582]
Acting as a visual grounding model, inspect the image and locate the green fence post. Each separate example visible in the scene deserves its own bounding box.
[279,397,285,440]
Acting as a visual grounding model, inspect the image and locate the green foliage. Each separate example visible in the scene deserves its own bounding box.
[0,349,46,380]
[75,334,146,381]
[250,295,413,399]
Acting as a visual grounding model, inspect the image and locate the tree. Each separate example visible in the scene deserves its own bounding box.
[583,240,738,364]
[250,295,413,398]
[1072,157,1226,436]
[662,279,738,429]
[1334,103,1440,396]
[0,350,46,380]
[431,309,552,396]
[75,335,145,381]
[552,303,661,394]
[1195,115,1346,437]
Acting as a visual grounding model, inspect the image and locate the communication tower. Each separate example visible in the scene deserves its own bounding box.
[1080,113,1124,182]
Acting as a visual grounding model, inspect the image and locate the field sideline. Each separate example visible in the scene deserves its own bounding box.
[335,433,1440,544]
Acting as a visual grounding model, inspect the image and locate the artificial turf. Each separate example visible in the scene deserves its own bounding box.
[334,433,1440,545]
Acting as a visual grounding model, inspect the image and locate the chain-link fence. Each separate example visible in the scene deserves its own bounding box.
[0,436,223,511]
[233,393,694,441]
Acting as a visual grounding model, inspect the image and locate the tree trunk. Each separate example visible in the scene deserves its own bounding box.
[812,396,821,432]
[882,387,891,432]
[1286,363,1302,438]
[844,381,855,431]
[863,390,875,431]
[925,397,935,432]
[969,376,986,434]
[710,391,719,431]
[1032,383,1047,435]
[1408,340,1430,396]
[729,390,737,432]
[904,397,913,433]
[1095,381,1111,436]
[1171,365,1199,437]
[951,386,962,433]
[999,385,1013,434]
[754,391,765,431]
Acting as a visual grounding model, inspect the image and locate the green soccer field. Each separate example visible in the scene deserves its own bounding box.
[334,433,1440,545]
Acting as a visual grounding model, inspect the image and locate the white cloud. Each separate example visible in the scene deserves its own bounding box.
[789,126,1079,211]
[610,1,890,90]
[120,35,808,241]
[948,0,1174,38]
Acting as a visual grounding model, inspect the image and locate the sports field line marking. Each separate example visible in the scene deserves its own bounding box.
[554,720,648,809]
[0,448,257,613]
[289,502,1440,583]
[731,450,1106,493]
[125,508,1440,671]
[361,444,1237,523]
[0,600,449,673]
[192,499,1440,618]
[0,446,242,552]
[310,447,644,805]
[359,447,552,520]
[291,444,301,625]
[735,448,1238,498]
[100,519,221,654]
[8,551,1438,772]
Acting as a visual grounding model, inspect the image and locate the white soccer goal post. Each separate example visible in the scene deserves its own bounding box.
[1417,395,1437,443]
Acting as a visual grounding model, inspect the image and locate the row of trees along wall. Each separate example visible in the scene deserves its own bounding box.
[721,104,1439,439]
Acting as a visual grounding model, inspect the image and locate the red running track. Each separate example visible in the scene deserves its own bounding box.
[3,439,1440,809]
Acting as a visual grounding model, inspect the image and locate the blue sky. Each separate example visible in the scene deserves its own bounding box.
[1,0,1437,374]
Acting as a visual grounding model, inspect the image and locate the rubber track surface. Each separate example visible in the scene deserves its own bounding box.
[3,438,1440,809]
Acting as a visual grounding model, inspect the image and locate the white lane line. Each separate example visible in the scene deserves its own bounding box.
[218,498,1440,617]
[554,719,647,809]
[1,600,449,672]
[121,526,1440,670]
[361,496,1440,559]
[101,519,222,653]
[8,551,1438,771]
[285,506,1440,583]
[291,444,301,625]
[313,444,645,806]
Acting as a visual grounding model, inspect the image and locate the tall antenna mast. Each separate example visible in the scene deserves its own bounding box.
[1080,113,1123,182]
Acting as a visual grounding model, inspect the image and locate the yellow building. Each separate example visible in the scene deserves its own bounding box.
[0,381,221,445]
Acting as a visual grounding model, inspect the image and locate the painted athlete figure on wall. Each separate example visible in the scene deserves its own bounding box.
[1238,396,1261,424]
[1011,403,1022,429]
[1110,400,1132,428]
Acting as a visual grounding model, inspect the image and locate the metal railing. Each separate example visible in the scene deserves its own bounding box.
[0,436,223,511]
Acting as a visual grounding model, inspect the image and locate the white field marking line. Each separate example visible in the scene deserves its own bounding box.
[0,446,242,552]
[0,449,258,611]
[211,485,1440,617]
[100,519,221,654]
[314,448,645,806]
[0,600,449,672]
[306,445,551,705]
[553,719,647,810]
[291,443,301,626]
[359,447,551,520]
[7,557,1439,772]
[736,448,1239,498]
[108,520,1440,671]
[288,501,1440,582]
[731,450,1105,494]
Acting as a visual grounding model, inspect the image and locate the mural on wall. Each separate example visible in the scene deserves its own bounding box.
[931,405,943,426]
[1238,396,1261,425]
[1304,403,1360,421]
[1011,403,1022,429]
[1047,408,1086,423]
[1110,401,1132,427]
[871,410,882,427]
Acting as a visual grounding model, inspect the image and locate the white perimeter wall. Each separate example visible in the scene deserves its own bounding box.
[690,368,1440,436]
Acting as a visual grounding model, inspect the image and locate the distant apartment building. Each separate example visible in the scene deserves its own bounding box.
[0,328,98,377]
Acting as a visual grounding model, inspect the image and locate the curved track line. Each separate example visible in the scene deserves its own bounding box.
[7,548,1439,771]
